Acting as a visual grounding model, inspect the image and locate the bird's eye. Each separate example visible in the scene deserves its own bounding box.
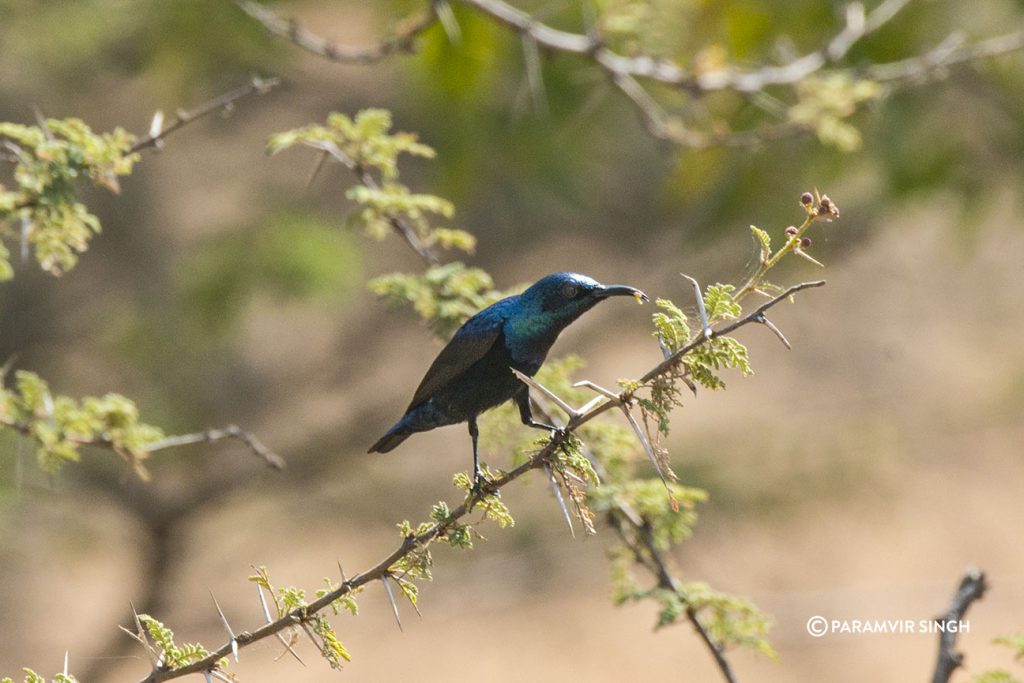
[561,283,580,299]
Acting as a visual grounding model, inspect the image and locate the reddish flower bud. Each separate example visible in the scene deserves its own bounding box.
[785,226,798,236]
[800,237,812,248]
[800,192,814,206]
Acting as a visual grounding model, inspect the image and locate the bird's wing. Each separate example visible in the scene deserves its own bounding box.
[407,304,509,409]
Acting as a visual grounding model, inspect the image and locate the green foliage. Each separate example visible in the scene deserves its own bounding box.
[0,118,138,279]
[652,583,775,656]
[1,671,77,683]
[683,335,753,390]
[975,632,1024,682]
[138,615,223,670]
[182,212,362,334]
[0,369,164,477]
[975,672,1023,683]
[592,481,706,550]
[750,225,772,261]
[995,632,1024,660]
[703,284,742,320]
[248,566,354,667]
[369,262,503,339]
[453,468,515,528]
[268,109,474,256]
[652,298,691,354]
[431,501,474,549]
[789,74,881,152]
[312,613,353,669]
[317,578,359,617]
[268,109,434,178]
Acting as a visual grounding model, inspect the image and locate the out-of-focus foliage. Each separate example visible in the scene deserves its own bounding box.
[269,109,475,255]
[370,263,503,339]
[975,632,1024,683]
[0,672,76,683]
[0,119,137,278]
[183,212,363,335]
[0,369,163,478]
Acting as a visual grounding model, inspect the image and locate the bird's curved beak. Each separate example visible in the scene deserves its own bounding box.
[596,284,649,303]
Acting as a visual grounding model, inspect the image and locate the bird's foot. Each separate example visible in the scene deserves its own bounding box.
[471,468,500,499]
[549,426,569,442]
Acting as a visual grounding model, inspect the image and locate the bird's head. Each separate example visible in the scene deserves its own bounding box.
[511,272,648,337]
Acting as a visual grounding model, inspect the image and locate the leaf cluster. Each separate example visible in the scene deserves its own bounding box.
[0,118,137,278]
[248,566,355,668]
[369,262,502,339]
[268,109,475,255]
[1,672,76,683]
[0,369,163,477]
[138,615,225,671]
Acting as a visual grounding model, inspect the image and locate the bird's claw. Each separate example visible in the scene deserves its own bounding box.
[471,469,500,499]
[549,426,568,442]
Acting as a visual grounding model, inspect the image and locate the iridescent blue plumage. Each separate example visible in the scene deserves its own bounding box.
[368,272,647,486]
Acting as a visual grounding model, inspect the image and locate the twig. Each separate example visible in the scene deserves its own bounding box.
[233,0,437,64]
[143,424,286,470]
[4,77,280,215]
[129,76,280,154]
[869,29,1024,82]
[630,519,738,683]
[0,417,285,470]
[931,568,988,683]
[305,140,440,263]
[131,278,824,683]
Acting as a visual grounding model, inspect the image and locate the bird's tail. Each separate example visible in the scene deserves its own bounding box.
[367,425,412,454]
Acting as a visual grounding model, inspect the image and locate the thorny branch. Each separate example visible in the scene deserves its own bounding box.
[131,278,824,683]
[129,75,279,154]
[7,76,280,214]
[931,568,988,683]
[235,0,1024,146]
[307,139,441,263]
[234,0,437,64]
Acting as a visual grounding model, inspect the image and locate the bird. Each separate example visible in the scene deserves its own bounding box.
[368,272,648,489]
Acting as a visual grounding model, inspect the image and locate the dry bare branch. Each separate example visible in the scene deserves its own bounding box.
[931,568,988,683]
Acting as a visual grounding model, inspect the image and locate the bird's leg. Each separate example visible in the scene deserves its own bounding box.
[515,387,560,436]
[468,417,487,495]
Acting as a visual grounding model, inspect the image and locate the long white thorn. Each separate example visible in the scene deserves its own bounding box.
[434,0,462,43]
[680,273,712,340]
[130,601,160,666]
[511,368,577,417]
[573,380,622,401]
[382,575,403,632]
[209,590,239,662]
[619,406,671,491]
[256,584,305,663]
[545,464,575,538]
[755,313,792,349]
